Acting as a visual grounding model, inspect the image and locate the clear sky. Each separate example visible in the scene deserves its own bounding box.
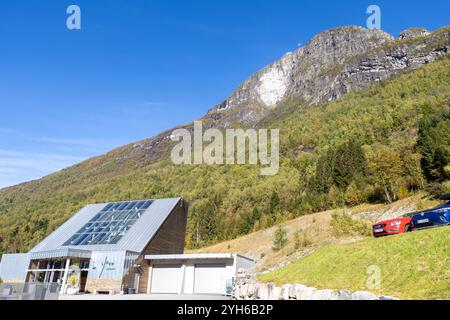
[0,0,449,188]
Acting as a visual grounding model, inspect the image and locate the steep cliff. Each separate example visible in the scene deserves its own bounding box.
[205,26,449,127]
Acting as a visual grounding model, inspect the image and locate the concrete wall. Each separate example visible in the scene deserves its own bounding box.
[236,255,255,273]
[0,254,30,283]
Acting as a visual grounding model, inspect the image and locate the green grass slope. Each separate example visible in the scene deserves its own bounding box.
[259,226,450,300]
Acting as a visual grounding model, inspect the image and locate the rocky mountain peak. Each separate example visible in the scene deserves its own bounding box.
[209,26,394,114]
[398,28,431,40]
[129,25,448,162]
[205,26,448,127]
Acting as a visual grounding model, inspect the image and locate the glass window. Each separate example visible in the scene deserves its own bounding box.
[63,200,153,246]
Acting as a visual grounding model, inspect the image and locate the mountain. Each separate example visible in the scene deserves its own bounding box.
[129,25,449,161]
[0,26,449,254]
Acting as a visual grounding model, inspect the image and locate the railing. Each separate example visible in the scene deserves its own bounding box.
[0,283,61,300]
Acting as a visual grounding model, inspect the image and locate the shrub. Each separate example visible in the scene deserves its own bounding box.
[345,182,361,206]
[443,180,450,193]
[396,186,410,200]
[68,274,79,287]
[293,230,312,250]
[272,226,288,252]
[425,182,449,199]
[331,211,372,237]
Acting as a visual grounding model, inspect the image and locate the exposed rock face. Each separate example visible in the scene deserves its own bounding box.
[206,26,449,127]
[211,27,393,110]
[398,28,431,40]
[208,26,394,123]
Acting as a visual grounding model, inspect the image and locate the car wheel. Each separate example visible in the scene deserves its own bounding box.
[404,224,411,232]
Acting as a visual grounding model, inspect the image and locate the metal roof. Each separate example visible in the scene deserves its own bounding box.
[29,248,92,260]
[144,253,254,262]
[30,198,182,254]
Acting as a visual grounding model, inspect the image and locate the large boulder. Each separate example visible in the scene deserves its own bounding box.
[294,284,317,300]
[246,283,257,299]
[288,285,297,300]
[269,286,282,300]
[235,281,399,301]
[253,284,261,299]
[280,284,294,300]
[239,284,248,299]
[352,291,380,300]
[233,285,243,300]
[334,290,353,300]
[311,289,336,300]
[379,295,400,301]
[66,287,80,295]
[257,284,273,300]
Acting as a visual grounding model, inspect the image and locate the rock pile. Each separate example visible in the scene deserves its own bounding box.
[233,278,399,301]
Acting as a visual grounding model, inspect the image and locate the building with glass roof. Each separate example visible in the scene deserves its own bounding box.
[0,198,188,294]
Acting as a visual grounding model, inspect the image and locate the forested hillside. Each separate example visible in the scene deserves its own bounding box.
[1,56,448,254]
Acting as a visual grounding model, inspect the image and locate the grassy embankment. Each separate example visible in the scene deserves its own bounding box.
[196,194,449,300]
[259,226,450,300]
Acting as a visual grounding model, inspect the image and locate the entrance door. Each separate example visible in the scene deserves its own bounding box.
[52,271,61,283]
[150,265,183,294]
[79,271,88,292]
[194,264,226,294]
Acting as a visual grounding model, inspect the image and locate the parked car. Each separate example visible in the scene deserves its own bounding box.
[411,194,450,230]
[372,215,413,238]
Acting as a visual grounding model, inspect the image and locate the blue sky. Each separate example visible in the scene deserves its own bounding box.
[0,0,449,188]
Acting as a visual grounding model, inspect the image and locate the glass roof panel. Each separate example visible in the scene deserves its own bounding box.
[63,200,153,246]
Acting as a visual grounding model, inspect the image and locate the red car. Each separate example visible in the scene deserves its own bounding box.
[372,215,413,237]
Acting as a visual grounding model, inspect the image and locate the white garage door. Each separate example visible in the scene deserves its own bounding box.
[150,264,183,294]
[194,264,227,294]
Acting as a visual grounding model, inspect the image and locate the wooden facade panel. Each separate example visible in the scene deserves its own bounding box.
[136,200,188,293]
[138,262,150,294]
[142,201,187,255]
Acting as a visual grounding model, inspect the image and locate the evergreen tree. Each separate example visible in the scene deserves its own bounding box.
[272,226,288,252]
[417,111,450,182]
[311,147,336,194]
[269,191,280,223]
[333,139,366,190]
